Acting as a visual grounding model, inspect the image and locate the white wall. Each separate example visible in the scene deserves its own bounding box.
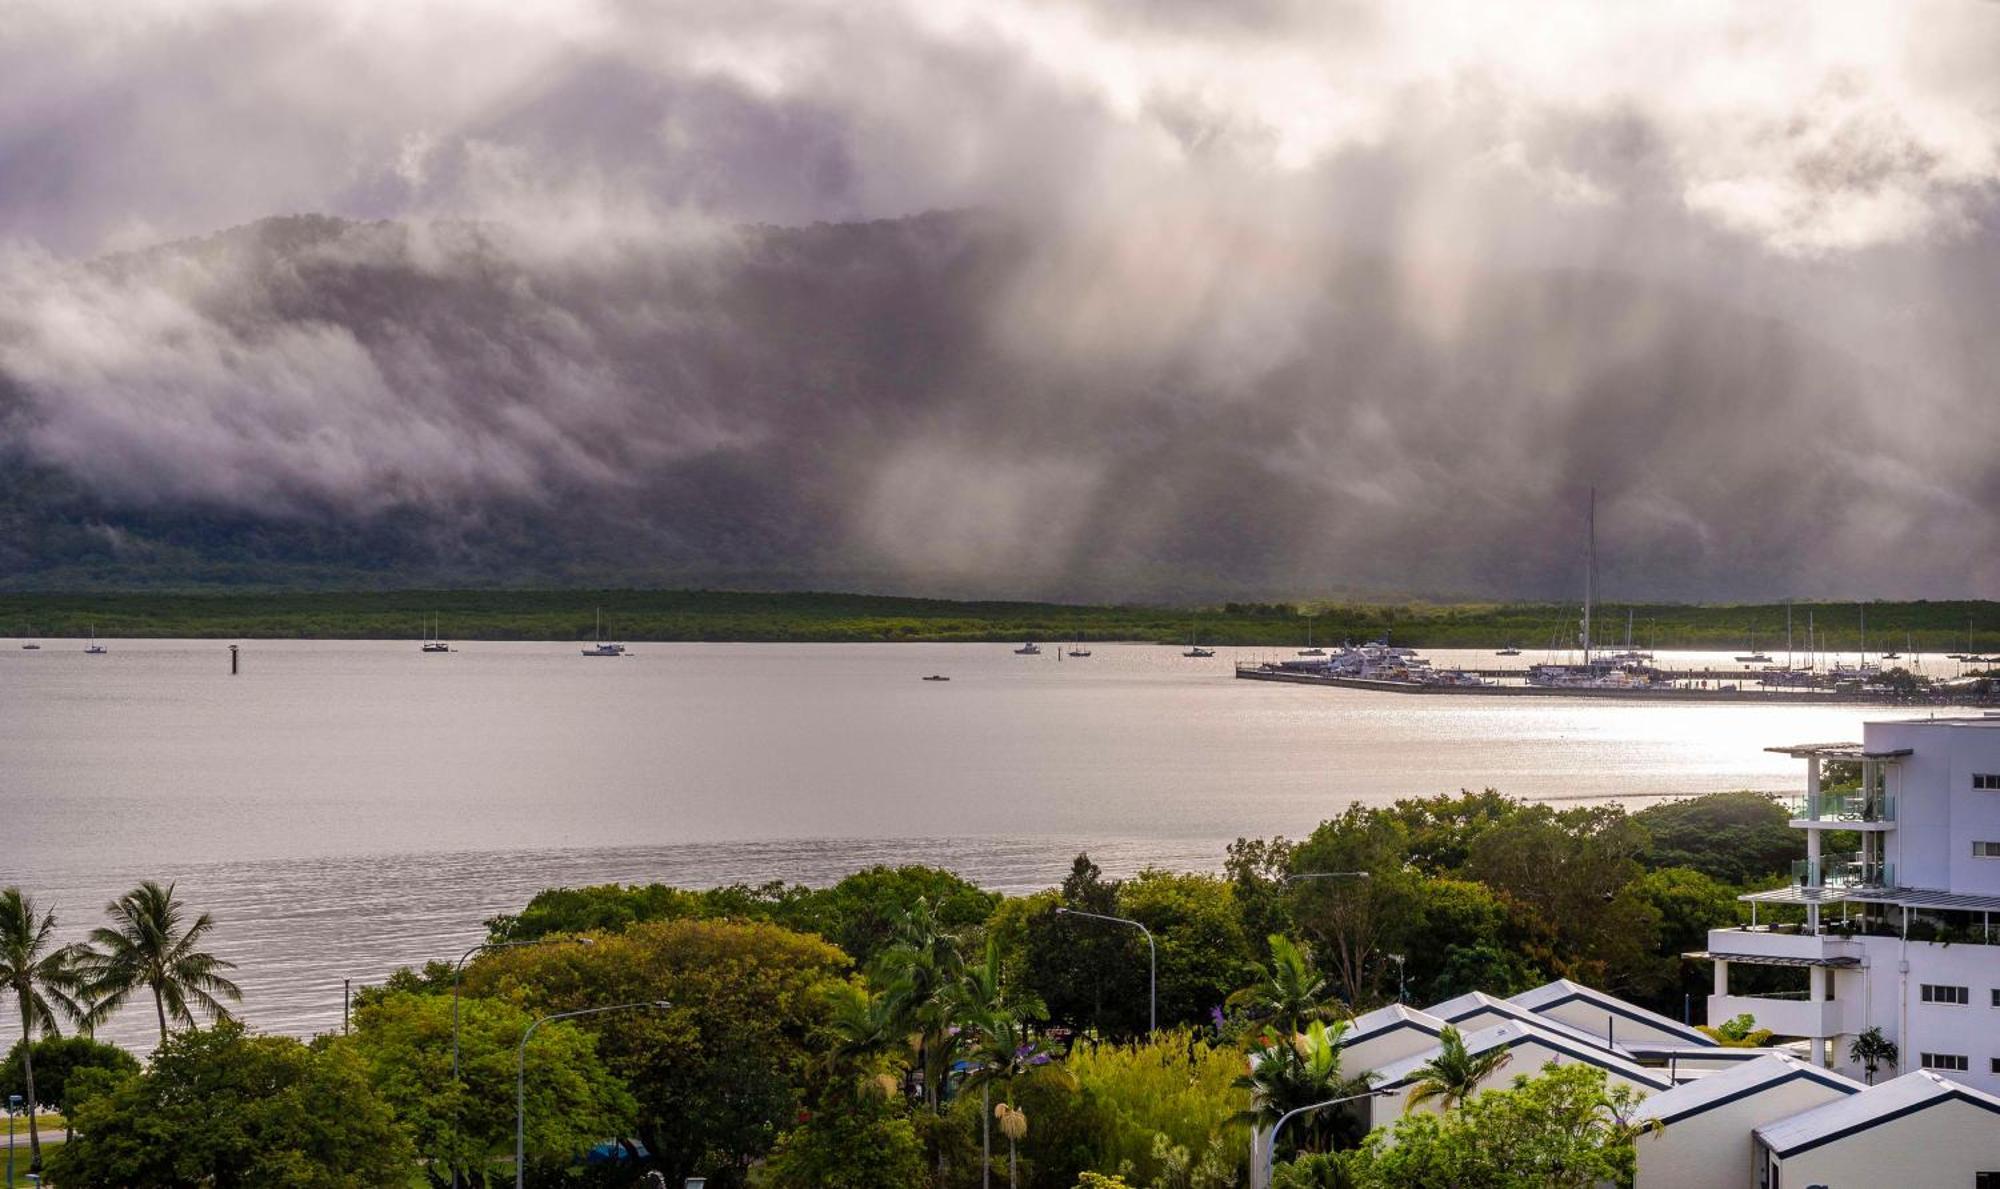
[1365,1040,1665,1130]
[1340,1025,1443,1080]
[1774,1096,2000,1187]
[1635,1078,1852,1189]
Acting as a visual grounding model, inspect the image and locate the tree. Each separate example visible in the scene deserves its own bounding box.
[1225,836,1297,962]
[1380,790,1524,875]
[0,1035,139,1139]
[343,990,634,1186]
[875,897,971,1115]
[1289,809,1420,1009]
[1117,870,1253,1030]
[757,1086,927,1189]
[1464,806,1663,997]
[1849,1027,1897,1085]
[1398,878,1520,1005]
[464,917,850,1188]
[1632,792,1802,884]
[1027,855,1144,1038]
[80,880,243,1046]
[960,1010,1067,1188]
[0,888,90,1173]
[48,1020,415,1188]
[1628,867,1741,1012]
[1339,1063,1653,1189]
[1236,1020,1373,1161]
[1402,1026,1511,1113]
[1228,935,1336,1035]
[1063,1029,1251,1185]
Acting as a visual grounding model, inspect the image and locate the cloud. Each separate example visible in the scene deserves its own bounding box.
[0,1,1997,599]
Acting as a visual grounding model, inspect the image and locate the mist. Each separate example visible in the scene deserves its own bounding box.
[2,0,1997,600]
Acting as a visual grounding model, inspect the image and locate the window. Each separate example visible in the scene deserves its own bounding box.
[1992,1057,2000,1074]
[1992,988,2000,1007]
[1921,983,1969,1005]
[1921,1052,1969,1071]
[1976,841,2000,858]
[1975,773,2000,790]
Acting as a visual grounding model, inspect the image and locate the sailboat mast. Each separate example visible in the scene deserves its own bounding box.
[1582,488,1595,662]
[1786,603,1793,668]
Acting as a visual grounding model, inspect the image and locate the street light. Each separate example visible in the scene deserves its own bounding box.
[1054,907,1156,1034]
[450,936,593,1188]
[1259,1087,1390,1186]
[516,1002,672,1189]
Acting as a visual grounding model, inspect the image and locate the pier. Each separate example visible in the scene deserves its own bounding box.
[1232,665,1947,704]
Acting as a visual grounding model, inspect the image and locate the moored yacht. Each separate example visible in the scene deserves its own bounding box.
[582,608,627,656]
[1014,641,1041,655]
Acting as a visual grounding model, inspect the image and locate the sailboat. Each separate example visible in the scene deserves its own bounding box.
[1526,490,1664,690]
[1183,628,1215,658]
[84,624,107,655]
[1734,627,1771,665]
[421,614,450,653]
[1297,620,1325,657]
[19,623,38,650]
[1067,632,1091,658]
[581,608,627,656]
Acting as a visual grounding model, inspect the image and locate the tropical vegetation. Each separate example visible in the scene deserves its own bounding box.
[10,786,1828,1185]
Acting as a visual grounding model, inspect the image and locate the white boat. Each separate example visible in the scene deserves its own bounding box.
[1183,629,1214,658]
[1014,642,1041,655]
[582,609,627,656]
[1494,645,1521,656]
[84,625,106,655]
[1296,621,1324,656]
[421,614,450,653]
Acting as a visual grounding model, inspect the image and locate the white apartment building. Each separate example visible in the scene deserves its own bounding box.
[1694,714,2000,1095]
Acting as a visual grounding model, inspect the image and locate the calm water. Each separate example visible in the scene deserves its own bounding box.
[0,639,1916,1050]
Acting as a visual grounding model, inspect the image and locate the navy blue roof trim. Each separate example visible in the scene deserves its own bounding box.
[1382,1030,1672,1093]
[1649,1067,1857,1127]
[1770,1089,2000,1157]
[1343,1017,1443,1046]
[1526,991,1718,1046]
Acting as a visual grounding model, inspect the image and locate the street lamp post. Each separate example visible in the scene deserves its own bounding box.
[1260,1088,1389,1187]
[449,936,593,1188]
[516,1002,671,1189]
[1055,907,1156,1034]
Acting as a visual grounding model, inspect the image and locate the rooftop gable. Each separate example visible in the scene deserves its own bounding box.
[1631,1054,1856,1126]
[1371,1018,1672,1093]
[1755,1071,2000,1157]
[1508,978,1719,1047]
[1420,990,1635,1056]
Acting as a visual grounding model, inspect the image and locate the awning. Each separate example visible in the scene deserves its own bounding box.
[1684,950,1861,968]
[1763,742,1913,760]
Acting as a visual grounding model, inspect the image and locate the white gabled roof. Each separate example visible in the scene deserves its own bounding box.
[1370,1018,1673,1093]
[1341,1003,1447,1045]
[1508,978,1718,1047]
[1420,991,1634,1057]
[1630,1054,1855,1126]
[1755,1071,2000,1157]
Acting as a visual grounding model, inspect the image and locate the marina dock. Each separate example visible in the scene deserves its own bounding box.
[1232,664,1976,704]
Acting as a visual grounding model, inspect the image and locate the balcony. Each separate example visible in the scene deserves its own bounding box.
[1704,926,1866,963]
[1785,792,1895,826]
[1708,992,1859,1039]
[1792,856,1895,890]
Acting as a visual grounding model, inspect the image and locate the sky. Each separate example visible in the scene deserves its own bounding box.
[1,0,1997,599]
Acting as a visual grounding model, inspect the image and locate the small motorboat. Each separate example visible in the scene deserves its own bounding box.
[1495,646,1521,656]
[922,674,950,682]
[20,642,39,650]
[1183,646,1216,658]
[1014,642,1041,655]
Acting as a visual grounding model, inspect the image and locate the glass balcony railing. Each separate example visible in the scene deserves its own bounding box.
[1792,856,1895,889]
[1783,792,1896,823]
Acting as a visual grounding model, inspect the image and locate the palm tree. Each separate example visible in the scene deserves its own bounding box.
[1403,1024,1511,1113]
[873,897,967,1113]
[959,1008,1065,1189]
[0,888,89,1174]
[81,881,242,1046]
[1235,1019,1373,1160]
[1227,934,1337,1034]
[1849,1026,1898,1086]
[953,937,1052,1188]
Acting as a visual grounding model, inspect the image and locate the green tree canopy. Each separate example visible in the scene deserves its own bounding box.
[343,989,635,1187]
[48,1020,414,1189]
[0,1034,138,1125]
[1334,1063,1652,1189]
[464,917,850,1188]
[1632,792,1802,884]
[1117,870,1253,1030]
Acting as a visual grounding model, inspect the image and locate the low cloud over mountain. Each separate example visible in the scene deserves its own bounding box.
[1,1,1997,599]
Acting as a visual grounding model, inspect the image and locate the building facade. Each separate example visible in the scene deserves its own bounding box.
[1696,714,2000,1094]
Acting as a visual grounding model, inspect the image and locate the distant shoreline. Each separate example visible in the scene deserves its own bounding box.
[3,589,1996,651]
